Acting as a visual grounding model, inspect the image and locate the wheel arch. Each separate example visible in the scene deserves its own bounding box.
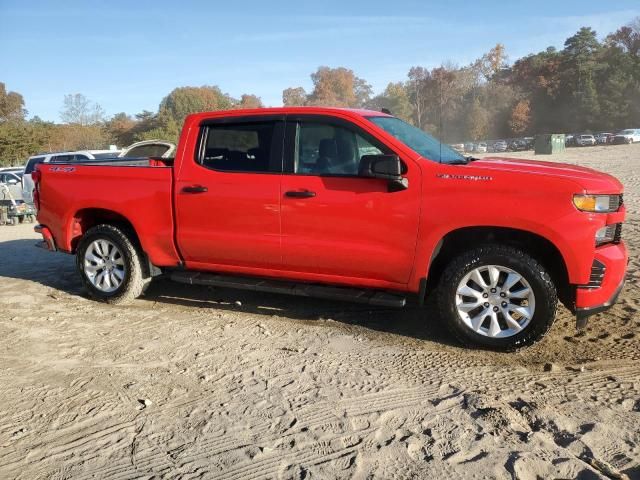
[425,226,572,308]
[70,208,142,253]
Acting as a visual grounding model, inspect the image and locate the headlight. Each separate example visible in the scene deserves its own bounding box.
[573,194,620,213]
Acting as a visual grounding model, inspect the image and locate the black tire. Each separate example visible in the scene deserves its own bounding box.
[437,245,558,351]
[76,224,151,304]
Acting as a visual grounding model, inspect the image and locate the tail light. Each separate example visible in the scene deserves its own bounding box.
[32,167,42,210]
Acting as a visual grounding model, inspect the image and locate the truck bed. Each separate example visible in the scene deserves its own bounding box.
[36,160,180,266]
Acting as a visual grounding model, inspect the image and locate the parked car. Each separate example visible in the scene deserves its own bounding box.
[32,107,627,351]
[22,141,174,205]
[118,140,176,159]
[595,133,613,145]
[0,171,24,201]
[449,143,465,155]
[611,129,640,144]
[493,140,508,152]
[474,142,487,153]
[464,143,475,153]
[575,134,596,146]
[22,150,118,204]
[508,139,528,151]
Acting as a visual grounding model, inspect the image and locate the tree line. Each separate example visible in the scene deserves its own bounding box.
[0,18,638,166]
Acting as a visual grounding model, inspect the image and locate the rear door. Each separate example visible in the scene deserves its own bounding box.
[279,115,421,287]
[175,116,285,271]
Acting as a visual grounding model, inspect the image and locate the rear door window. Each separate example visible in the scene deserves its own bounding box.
[198,121,282,173]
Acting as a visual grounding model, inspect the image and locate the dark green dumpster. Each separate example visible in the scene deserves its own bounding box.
[534,134,566,155]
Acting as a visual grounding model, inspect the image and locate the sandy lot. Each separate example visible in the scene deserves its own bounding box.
[0,145,638,479]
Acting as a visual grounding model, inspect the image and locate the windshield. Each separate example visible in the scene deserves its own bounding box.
[367,116,466,164]
[620,130,634,135]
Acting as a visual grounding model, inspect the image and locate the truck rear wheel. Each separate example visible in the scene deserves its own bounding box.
[437,245,557,350]
[76,224,150,304]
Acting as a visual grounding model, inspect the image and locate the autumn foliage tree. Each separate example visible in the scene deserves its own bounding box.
[307,67,372,107]
[2,16,640,166]
[509,100,531,135]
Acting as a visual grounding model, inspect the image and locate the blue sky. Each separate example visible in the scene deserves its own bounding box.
[1,0,638,122]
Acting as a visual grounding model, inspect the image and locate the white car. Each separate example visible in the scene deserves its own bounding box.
[612,129,640,144]
[0,171,24,201]
[21,140,175,205]
[22,150,119,204]
[575,134,596,146]
[474,142,487,153]
[595,133,612,144]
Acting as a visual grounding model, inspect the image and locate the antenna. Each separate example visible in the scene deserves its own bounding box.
[439,76,443,163]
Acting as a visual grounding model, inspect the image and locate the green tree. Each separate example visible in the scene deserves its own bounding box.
[282,87,307,106]
[367,82,413,122]
[562,27,602,130]
[0,82,26,121]
[158,86,234,126]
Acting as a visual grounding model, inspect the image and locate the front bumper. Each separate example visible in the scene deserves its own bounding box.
[574,241,627,328]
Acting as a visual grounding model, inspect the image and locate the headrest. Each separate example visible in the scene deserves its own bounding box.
[319,138,337,158]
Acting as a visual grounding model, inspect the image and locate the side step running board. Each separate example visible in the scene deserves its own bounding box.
[170,271,406,308]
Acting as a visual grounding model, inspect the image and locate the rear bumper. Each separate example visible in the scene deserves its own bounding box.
[574,241,627,328]
[34,224,57,252]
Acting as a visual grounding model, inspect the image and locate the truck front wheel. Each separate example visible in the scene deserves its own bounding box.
[76,224,150,304]
[437,245,558,350]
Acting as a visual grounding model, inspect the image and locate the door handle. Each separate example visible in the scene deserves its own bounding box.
[182,185,208,194]
[285,190,316,198]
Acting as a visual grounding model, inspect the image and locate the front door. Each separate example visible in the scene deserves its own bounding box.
[280,116,421,287]
[175,117,284,272]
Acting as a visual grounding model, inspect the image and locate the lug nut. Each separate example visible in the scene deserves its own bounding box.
[500,292,506,297]
[484,302,490,308]
[502,301,507,307]
[482,293,489,298]
[493,306,499,312]
[490,288,497,293]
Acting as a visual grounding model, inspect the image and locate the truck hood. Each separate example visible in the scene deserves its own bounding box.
[468,157,623,193]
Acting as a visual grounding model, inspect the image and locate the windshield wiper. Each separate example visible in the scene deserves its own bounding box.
[444,156,478,165]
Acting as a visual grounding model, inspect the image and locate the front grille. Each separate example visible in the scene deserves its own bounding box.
[609,194,623,211]
[613,223,622,243]
[587,259,606,288]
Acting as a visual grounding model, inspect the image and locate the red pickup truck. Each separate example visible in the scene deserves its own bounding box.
[33,107,627,350]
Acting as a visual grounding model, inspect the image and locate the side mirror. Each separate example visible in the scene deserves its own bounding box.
[360,154,408,190]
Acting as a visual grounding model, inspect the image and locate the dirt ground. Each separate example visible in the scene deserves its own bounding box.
[0,144,638,479]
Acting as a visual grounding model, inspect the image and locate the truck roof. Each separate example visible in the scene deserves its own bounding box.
[185,106,392,123]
